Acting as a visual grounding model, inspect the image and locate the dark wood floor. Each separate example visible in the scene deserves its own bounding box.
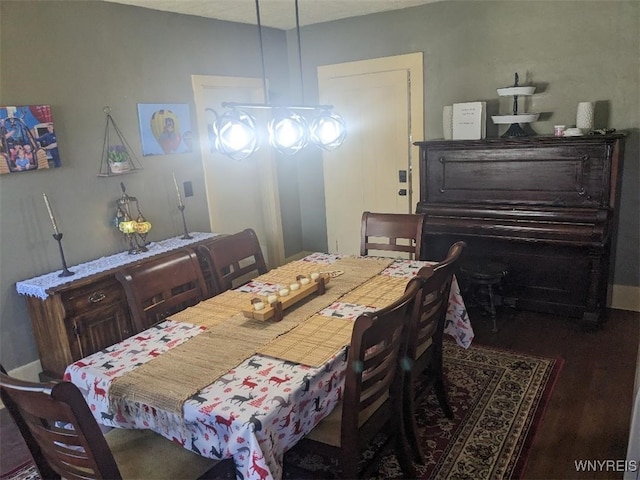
[1,308,638,479]
[471,307,639,480]
[0,405,32,476]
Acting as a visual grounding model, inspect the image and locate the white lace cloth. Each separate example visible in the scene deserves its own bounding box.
[16,232,219,300]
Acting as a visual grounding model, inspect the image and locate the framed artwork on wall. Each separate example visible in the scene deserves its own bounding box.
[0,105,60,174]
[137,103,193,156]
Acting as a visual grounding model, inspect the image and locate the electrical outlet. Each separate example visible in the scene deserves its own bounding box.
[183,181,193,197]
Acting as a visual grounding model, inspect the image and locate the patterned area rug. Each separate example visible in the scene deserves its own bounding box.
[285,342,563,479]
[0,463,39,480]
[1,343,561,480]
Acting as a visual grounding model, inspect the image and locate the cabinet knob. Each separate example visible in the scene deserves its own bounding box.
[88,291,106,303]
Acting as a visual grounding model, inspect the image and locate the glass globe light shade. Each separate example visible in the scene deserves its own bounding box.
[268,109,309,155]
[118,220,138,234]
[135,221,152,234]
[310,110,347,151]
[213,109,259,160]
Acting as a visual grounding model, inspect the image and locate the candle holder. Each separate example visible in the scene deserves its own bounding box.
[178,204,193,239]
[52,233,74,277]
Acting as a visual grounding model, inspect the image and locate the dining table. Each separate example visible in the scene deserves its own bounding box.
[64,252,473,480]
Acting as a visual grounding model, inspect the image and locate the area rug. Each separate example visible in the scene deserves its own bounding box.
[285,341,563,479]
[0,463,40,480]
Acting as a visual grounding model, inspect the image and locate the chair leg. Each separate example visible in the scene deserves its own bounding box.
[434,376,454,419]
[432,350,454,419]
[395,426,418,479]
[339,451,359,480]
[403,379,426,464]
[392,390,419,476]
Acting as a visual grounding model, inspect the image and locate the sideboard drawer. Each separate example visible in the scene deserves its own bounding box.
[61,277,125,316]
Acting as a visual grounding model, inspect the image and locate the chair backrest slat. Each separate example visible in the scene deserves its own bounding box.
[197,228,268,293]
[0,367,122,479]
[341,278,421,441]
[408,241,466,363]
[116,249,208,332]
[360,211,426,259]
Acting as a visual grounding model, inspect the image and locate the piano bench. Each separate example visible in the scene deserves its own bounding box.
[459,261,509,333]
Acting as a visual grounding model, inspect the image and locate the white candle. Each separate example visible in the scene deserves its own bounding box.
[310,272,320,280]
[278,288,290,297]
[172,172,183,207]
[267,295,278,304]
[299,277,310,285]
[42,193,59,235]
[253,301,265,311]
[290,282,300,291]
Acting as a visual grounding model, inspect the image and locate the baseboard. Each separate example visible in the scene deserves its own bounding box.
[7,360,42,382]
[610,284,640,312]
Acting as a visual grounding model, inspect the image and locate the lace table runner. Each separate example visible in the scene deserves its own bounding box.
[16,232,219,300]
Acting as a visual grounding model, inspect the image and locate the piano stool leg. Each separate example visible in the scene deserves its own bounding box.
[486,283,498,333]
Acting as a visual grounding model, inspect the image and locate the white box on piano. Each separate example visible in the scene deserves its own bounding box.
[452,102,486,140]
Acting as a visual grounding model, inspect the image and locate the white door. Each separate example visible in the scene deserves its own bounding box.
[318,53,424,255]
[191,75,285,268]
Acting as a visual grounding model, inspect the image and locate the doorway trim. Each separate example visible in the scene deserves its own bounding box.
[191,74,285,267]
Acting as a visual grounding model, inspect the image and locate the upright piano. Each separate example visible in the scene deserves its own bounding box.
[415,134,625,328]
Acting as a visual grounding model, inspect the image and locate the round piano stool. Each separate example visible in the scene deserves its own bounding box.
[459,261,509,333]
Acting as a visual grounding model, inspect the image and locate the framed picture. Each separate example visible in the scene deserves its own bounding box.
[0,105,60,175]
[137,103,193,156]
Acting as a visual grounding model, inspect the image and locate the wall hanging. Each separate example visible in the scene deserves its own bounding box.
[137,103,193,155]
[98,107,143,177]
[0,105,58,174]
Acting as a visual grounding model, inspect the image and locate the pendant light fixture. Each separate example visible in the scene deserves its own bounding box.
[207,0,346,160]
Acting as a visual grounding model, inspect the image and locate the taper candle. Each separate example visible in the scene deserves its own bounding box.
[42,193,59,235]
[172,172,184,207]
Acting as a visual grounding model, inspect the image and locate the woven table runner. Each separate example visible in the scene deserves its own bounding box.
[256,274,409,366]
[168,290,251,328]
[339,274,408,308]
[256,314,354,367]
[109,256,394,415]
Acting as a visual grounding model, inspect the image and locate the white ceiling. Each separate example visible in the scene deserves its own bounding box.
[104,0,441,30]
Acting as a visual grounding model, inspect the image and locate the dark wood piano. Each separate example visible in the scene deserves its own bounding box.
[415,134,625,329]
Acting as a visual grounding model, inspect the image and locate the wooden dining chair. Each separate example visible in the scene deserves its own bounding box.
[115,249,208,333]
[196,228,267,293]
[360,211,426,259]
[191,236,226,299]
[402,241,466,463]
[0,366,218,480]
[285,278,421,479]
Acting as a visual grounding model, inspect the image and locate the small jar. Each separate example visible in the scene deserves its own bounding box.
[554,125,566,137]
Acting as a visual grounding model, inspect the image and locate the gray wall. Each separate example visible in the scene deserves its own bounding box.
[0,0,292,370]
[1,0,638,371]
[296,0,639,282]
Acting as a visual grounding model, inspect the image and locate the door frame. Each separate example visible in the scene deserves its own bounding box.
[191,74,285,267]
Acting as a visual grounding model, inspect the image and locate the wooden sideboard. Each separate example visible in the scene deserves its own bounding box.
[415,134,625,328]
[19,235,222,380]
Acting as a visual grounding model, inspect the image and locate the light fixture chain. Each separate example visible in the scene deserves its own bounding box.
[295,0,304,103]
[255,0,268,102]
